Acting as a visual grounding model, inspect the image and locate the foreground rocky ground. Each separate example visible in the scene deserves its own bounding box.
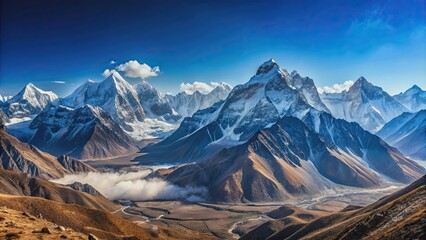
[0,207,88,240]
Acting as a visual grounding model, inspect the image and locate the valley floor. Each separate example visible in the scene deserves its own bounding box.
[112,185,402,239]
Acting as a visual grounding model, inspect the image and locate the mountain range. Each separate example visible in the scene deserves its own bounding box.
[141,60,425,202]
[1,59,425,201]
[1,71,231,159]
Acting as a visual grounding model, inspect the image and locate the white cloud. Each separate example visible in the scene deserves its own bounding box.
[116,60,160,79]
[52,170,207,202]
[102,69,114,77]
[110,60,116,64]
[180,81,229,94]
[52,81,66,84]
[318,80,354,94]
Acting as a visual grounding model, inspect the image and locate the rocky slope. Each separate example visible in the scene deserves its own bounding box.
[0,109,9,124]
[0,193,214,240]
[0,126,95,178]
[320,77,408,133]
[28,104,138,160]
[393,85,426,112]
[377,110,426,160]
[242,175,426,240]
[0,169,116,211]
[0,83,58,119]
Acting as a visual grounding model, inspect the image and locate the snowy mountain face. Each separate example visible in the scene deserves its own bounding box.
[139,60,332,163]
[393,85,426,112]
[320,77,408,133]
[60,72,146,132]
[56,72,229,140]
[1,83,58,118]
[377,110,426,160]
[166,82,232,118]
[134,81,180,121]
[28,104,138,160]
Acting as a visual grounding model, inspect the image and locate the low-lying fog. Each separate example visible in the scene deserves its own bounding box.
[52,167,207,202]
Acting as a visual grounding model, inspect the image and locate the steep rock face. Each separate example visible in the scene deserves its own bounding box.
[0,128,95,179]
[321,77,408,133]
[28,105,138,160]
[1,83,58,118]
[393,85,426,112]
[60,72,146,131]
[0,109,9,124]
[290,71,330,113]
[135,80,180,121]
[161,115,424,202]
[140,59,324,163]
[377,110,426,160]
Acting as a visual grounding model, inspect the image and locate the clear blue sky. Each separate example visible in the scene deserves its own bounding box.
[0,0,425,96]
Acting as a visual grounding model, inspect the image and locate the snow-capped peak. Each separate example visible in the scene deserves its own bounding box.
[255,59,279,75]
[14,83,58,102]
[393,84,426,112]
[9,83,58,108]
[351,76,372,88]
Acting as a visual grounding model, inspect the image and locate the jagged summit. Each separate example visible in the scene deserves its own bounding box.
[393,84,426,112]
[321,76,408,132]
[255,59,279,75]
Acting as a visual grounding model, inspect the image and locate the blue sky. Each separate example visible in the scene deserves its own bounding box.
[0,0,425,96]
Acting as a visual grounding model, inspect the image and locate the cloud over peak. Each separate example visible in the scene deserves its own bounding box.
[102,60,160,80]
[116,60,160,79]
[318,80,354,94]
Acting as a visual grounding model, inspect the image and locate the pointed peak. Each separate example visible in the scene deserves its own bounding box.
[26,82,36,88]
[356,76,368,83]
[409,84,422,91]
[256,59,279,75]
[352,77,374,88]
